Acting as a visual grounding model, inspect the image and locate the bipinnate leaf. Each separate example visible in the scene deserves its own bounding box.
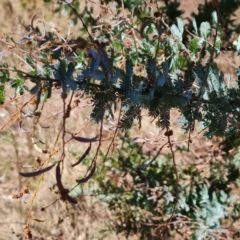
[76,161,96,183]
[66,62,75,79]
[19,163,56,177]
[155,69,165,87]
[73,135,98,143]
[72,143,91,167]
[67,79,77,91]
[66,62,77,91]
[127,89,141,104]
[88,49,101,77]
[125,59,133,83]
[98,44,113,78]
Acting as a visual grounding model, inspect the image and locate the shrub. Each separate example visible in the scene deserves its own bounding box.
[0,0,240,239]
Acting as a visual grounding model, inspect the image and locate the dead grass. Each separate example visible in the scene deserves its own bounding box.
[0,0,240,239]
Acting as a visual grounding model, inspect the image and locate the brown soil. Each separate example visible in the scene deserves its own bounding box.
[0,0,240,239]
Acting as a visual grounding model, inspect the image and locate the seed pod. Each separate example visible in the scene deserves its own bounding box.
[73,135,98,143]
[56,162,64,191]
[76,161,96,183]
[56,162,78,204]
[19,163,56,177]
[72,143,91,167]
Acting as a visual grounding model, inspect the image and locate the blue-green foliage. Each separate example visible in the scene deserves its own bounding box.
[1,2,240,239]
[73,135,240,239]
[53,60,77,92]
[1,8,239,141]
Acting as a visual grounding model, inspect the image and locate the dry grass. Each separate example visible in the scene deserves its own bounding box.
[0,0,240,239]
[0,2,116,239]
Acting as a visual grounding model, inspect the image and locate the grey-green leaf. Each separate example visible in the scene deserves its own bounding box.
[170,24,182,41]
[200,21,211,39]
[236,35,240,52]
[211,11,218,25]
[192,18,198,35]
[177,18,184,37]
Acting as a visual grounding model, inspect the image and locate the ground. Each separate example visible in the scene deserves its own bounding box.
[0,0,240,239]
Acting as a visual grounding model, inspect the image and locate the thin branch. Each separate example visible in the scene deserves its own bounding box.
[63,0,93,42]
[160,133,179,234]
[102,97,122,162]
[186,30,237,68]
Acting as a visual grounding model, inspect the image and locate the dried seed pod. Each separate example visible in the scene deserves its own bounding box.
[73,135,98,143]
[19,163,56,177]
[72,143,91,167]
[56,162,78,204]
[76,161,96,183]
[56,162,64,191]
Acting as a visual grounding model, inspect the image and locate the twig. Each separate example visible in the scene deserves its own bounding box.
[63,0,93,42]
[160,133,179,234]
[103,98,122,162]
[0,96,35,131]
